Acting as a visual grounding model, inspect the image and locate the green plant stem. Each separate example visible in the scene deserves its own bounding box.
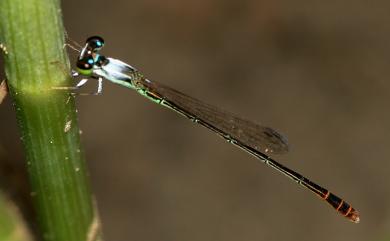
[0,0,100,240]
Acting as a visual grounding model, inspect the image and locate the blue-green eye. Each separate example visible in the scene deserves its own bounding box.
[86,36,105,51]
[76,56,94,76]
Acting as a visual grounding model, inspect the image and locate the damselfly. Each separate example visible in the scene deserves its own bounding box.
[64,36,359,223]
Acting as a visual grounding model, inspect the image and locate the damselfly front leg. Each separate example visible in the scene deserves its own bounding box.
[52,75,103,95]
[63,43,80,53]
[51,62,103,95]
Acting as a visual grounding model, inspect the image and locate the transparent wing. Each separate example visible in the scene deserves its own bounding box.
[138,78,289,154]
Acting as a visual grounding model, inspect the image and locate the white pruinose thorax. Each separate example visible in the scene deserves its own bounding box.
[95,57,138,89]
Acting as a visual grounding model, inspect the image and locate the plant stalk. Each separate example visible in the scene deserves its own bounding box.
[0,0,101,240]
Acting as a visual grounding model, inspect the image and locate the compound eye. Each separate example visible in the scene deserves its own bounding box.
[86,36,105,50]
[76,56,95,76]
[77,56,94,70]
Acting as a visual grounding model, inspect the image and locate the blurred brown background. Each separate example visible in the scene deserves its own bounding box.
[1,0,390,240]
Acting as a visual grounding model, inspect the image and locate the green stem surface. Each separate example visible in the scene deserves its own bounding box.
[0,0,100,240]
